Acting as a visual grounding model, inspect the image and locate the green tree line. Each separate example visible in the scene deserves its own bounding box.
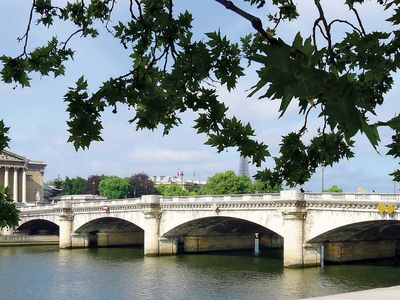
[47,171,281,199]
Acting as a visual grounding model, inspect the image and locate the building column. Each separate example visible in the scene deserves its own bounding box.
[22,169,26,203]
[282,211,306,267]
[4,167,9,188]
[13,168,18,202]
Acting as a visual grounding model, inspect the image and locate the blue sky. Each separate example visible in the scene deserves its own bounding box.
[0,1,399,192]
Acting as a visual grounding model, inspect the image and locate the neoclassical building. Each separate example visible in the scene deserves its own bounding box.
[0,150,46,203]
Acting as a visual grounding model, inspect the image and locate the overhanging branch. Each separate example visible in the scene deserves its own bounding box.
[214,0,278,45]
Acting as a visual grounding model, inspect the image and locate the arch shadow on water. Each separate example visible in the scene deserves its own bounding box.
[162,216,283,259]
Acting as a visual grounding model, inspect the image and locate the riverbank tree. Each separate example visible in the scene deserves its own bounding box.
[0,187,19,229]
[323,185,343,193]
[128,173,155,197]
[199,171,253,195]
[98,176,130,199]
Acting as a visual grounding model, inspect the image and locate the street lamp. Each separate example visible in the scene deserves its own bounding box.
[92,180,96,201]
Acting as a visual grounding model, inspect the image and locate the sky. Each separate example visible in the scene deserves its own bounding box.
[0,1,399,193]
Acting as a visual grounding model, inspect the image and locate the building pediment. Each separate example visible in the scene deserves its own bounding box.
[0,150,27,163]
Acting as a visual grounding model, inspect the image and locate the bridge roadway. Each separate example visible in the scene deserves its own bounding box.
[6,190,400,267]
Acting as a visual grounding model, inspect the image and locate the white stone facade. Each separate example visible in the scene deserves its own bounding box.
[150,175,207,189]
[0,150,46,203]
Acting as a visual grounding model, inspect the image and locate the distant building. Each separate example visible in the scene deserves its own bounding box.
[238,156,250,178]
[150,175,207,190]
[0,150,46,203]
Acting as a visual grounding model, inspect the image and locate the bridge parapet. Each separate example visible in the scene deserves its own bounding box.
[160,193,282,203]
[18,192,400,216]
[304,193,400,203]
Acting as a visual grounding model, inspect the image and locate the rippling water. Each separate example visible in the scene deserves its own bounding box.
[1,246,400,299]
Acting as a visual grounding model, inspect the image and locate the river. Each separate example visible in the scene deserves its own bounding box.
[1,246,400,299]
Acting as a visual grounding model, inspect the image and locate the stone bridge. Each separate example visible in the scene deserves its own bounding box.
[9,190,400,267]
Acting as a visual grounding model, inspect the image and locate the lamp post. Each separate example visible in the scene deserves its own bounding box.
[92,180,96,201]
[321,166,325,192]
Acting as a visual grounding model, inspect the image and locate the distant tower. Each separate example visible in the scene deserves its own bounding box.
[238,156,250,178]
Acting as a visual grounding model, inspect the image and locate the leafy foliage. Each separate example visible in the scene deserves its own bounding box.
[155,183,192,197]
[63,176,85,195]
[52,176,64,192]
[46,175,64,197]
[82,174,105,195]
[98,176,130,199]
[0,186,19,229]
[1,0,400,188]
[323,185,343,193]
[0,120,10,152]
[252,180,281,193]
[128,173,155,197]
[199,171,253,195]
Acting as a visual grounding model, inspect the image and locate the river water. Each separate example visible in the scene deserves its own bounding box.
[1,246,400,300]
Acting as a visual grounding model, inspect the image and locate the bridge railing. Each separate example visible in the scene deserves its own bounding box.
[70,198,142,208]
[160,193,281,203]
[304,193,400,202]
[19,203,58,213]
[19,192,400,215]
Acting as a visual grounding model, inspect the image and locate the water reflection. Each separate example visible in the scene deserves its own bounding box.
[0,246,400,300]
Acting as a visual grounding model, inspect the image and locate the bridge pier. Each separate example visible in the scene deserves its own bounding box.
[283,211,306,267]
[142,195,162,256]
[59,213,73,248]
[59,201,74,249]
[281,190,321,267]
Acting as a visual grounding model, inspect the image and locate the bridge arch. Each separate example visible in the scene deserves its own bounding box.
[307,220,400,243]
[74,217,144,234]
[72,211,145,233]
[73,217,144,248]
[18,219,59,235]
[160,209,284,238]
[307,220,400,263]
[162,216,283,253]
[305,209,398,242]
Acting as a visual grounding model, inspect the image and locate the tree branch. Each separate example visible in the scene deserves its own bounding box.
[214,0,278,45]
[61,29,84,50]
[299,104,315,135]
[17,0,36,58]
[329,19,361,34]
[314,0,332,51]
[351,7,366,36]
